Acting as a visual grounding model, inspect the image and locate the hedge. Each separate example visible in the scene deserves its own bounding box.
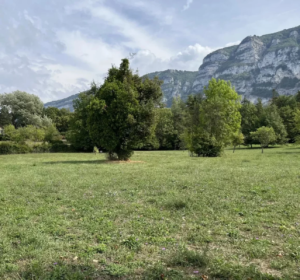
[0,142,32,155]
[0,142,76,155]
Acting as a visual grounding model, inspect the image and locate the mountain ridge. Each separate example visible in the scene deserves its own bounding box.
[45,25,300,110]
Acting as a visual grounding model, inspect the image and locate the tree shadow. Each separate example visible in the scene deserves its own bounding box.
[284,146,300,150]
[15,249,281,280]
[275,151,300,154]
[229,146,281,151]
[44,160,108,165]
[19,262,127,280]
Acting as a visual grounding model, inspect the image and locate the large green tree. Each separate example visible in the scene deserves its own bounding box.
[66,87,97,152]
[87,59,163,160]
[240,98,259,147]
[231,132,244,153]
[294,109,300,142]
[263,105,287,144]
[0,106,12,127]
[171,96,186,149]
[271,95,299,142]
[184,79,241,157]
[0,91,51,128]
[154,108,176,150]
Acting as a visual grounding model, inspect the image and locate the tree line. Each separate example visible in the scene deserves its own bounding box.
[1,59,300,158]
[65,59,300,158]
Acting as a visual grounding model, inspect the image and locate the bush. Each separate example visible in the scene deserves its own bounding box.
[106,150,132,161]
[32,143,52,153]
[188,134,224,157]
[50,142,75,153]
[193,144,223,157]
[0,142,32,155]
[0,141,76,154]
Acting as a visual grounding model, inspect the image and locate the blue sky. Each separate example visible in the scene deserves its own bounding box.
[1,0,300,102]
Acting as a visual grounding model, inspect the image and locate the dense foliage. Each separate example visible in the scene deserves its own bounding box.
[2,124,61,144]
[0,91,52,128]
[65,87,96,152]
[240,93,300,146]
[44,107,73,133]
[0,141,74,155]
[87,59,163,160]
[184,79,241,156]
[251,126,277,153]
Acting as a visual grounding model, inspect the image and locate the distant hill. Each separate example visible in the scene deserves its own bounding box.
[44,93,80,112]
[44,70,198,110]
[45,25,300,110]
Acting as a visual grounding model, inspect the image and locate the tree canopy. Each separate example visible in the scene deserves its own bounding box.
[87,59,163,160]
[66,88,96,152]
[184,79,241,157]
[0,91,51,128]
[44,107,72,133]
[251,126,276,153]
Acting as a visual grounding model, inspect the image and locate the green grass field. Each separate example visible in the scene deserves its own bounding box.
[0,147,300,279]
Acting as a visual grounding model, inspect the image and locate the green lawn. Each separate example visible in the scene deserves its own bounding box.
[0,147,300,279]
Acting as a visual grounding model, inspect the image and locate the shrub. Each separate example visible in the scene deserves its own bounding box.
[0,142,32,155]
[32,143,52,153]
[44,125,61,143]
[187,133,224,157]
[0,141,75,154]
[50,142,75,153]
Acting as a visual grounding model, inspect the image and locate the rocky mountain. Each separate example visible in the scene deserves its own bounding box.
[146,70,197,106]
[44,93,79,111]
[45,25,300,109]
[193,25,300,101]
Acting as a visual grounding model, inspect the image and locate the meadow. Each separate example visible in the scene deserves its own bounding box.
[0,147,300,279]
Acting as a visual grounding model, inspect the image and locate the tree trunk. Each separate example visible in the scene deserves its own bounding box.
[262,146,264,153]
[251,144,252,149]
[233,146,236,153]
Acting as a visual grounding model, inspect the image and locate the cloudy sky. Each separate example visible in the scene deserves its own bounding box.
[1,0,300,102]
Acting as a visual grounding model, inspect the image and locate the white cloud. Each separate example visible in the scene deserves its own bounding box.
[130,44,214,75]
[183,0,194,11]
[0,0,213,103]
[225,41,241,47]
[67,1,172,58]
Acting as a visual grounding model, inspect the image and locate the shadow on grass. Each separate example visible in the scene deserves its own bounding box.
[229,146,282,151]
[43,160,108,165]
[17,249,282,280]
[20,262,128,280]
[275,151,300,154]
[143,246,282,280]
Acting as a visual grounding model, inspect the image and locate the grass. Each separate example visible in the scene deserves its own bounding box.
[0,146,300,279]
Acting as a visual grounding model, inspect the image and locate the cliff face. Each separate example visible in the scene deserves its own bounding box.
[146,70,197,106]
[193,26,300,101]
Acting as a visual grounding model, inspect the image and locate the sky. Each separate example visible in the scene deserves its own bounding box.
[1,0,300,103]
